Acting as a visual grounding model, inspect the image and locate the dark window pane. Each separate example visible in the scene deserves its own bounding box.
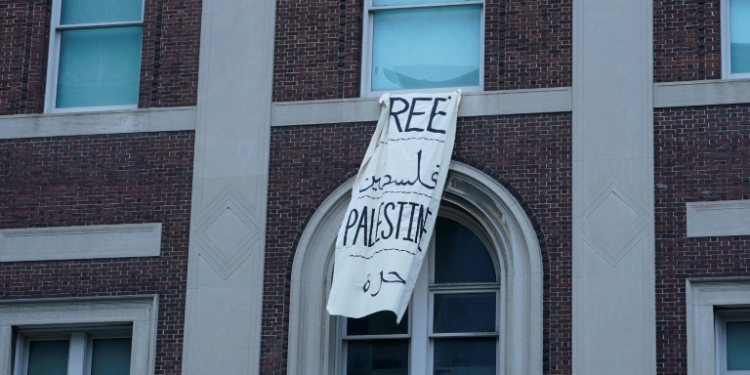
[435,217,496,283]
[434,293,496,333]
[27,340,69,375]
[434,338,496,375]
[727,321,750,370]
[91,338,132,375]
[347,339,409,375]
[348,310,408,336]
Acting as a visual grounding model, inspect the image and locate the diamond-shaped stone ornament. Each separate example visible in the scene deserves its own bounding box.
[580,185,648,266]
[194,193,261,278]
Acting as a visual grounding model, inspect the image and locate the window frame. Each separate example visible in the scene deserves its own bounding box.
[0,296,158,375]
[425,208,500,374]
[721,0,750,79]
[686,278,750,375]
[44,0,145,113]
[14,326,133,375]
[338,208,501,374]
[715,310,750,375]
[361,0,486,97]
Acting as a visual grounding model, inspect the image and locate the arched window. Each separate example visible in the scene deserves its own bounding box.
[288,163,542,375]
[340,207,499,375]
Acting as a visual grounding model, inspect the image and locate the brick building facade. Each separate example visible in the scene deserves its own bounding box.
[0,1,748,375]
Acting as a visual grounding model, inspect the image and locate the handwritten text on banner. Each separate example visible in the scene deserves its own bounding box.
[326,91,461,321]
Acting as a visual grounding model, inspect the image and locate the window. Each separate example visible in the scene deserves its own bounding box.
[362,0,484,95]
[45,0,144,112]
[287,163,543,375]
[0,296,157,375]
[685,278,750,375]
[340,212,499,375]
[716,310,750,375]
[14,326,132,375]
[722,0,750,79]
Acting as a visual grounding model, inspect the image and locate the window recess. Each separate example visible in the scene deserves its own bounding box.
[13,324,133,375]
[45,0,144,112]
[716,309,750,375]
[362,0,485,96]
[722,0,750,79]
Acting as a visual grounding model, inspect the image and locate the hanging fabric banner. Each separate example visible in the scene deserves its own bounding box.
[326,91,461,321]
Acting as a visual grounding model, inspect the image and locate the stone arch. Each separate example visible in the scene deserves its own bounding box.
[287,161,543,375]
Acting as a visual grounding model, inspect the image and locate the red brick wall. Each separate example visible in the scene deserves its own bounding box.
[655,105,750,375]
[0,131,195,375]
[262,114,573,375]
[272,0,572,101]
[0,0,201,115]
[138,0,202,108]
[654,0,722,82]
[274,0,363,101]
[500,0,572,90]
[0,1,51,115]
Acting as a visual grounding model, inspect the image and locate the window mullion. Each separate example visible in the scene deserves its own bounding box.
[428,283,500,291]
[410,249,430,374]
[429,332,498,338]
[371,1,483,11]
[342,334,411,340]
[56,21,144,31]
[67,332,87,375]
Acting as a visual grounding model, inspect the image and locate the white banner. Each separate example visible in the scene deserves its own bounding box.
[326,91,461,321]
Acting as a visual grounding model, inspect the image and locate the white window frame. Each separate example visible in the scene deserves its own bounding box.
[721,0,750,79]
[337,208,501,374]
[686,278,750,375]
[44,0,145,113]
[0,296,158,375]
[715,310,750,375]
[337,311,411,375]
[14,327,132,375]
[361,0,485,97]
[287,162,543,375]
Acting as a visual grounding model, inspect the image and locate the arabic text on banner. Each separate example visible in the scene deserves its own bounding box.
[326,91,461,321]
